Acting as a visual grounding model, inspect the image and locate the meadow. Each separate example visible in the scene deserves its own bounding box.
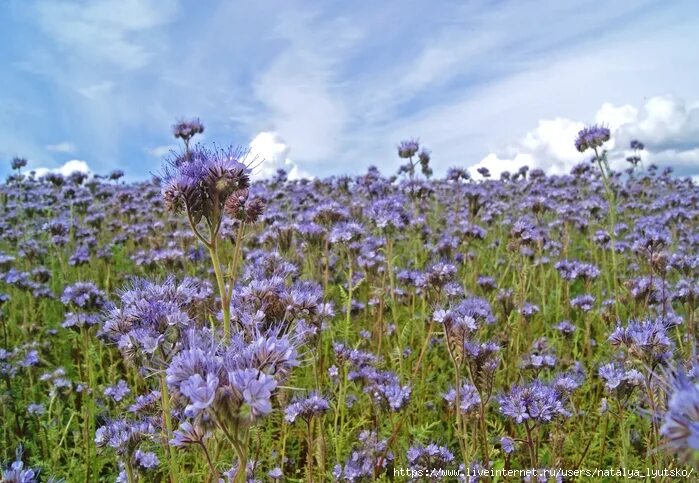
[0,123,697,482]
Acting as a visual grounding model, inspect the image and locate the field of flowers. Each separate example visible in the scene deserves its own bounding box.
[0,122,697,482]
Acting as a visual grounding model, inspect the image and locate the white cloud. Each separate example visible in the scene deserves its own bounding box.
[46,141,76,153]
[472,95,699,178]
[33,159,91,178]
[34,0,180,70]
[249,12,361,165]
[245,131,309,180]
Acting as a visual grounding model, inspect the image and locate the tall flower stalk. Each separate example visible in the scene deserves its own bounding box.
[161,145,259,341]
[575,125,619,311]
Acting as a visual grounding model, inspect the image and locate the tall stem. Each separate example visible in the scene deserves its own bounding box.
[159,373,178,483]
[81,328,93,483]
[226,223,246,304]
[346,256,353,326]
[208,238,231,342]
[594,147,619,318]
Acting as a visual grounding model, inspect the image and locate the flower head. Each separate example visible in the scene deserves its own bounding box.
[575,124,610,153]
[172,118,204,143]
[397,139,419,158]
[161,145,250,225]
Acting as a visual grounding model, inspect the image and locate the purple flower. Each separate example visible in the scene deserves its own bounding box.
[104,380,131,403]
[554,260,600,282]
[27,403,46,416]
[11,157,27,170]
[284,392,330,423]
[397,139,419,158]
[598,362,644,396]
[172,118,204,143]
[161,145,250,225]
[406,443,455,479]
[500,436,515,454]
[170,421,208,447]
[1,447,38,483]
[575,124,610,153]
[554,320,576,336]
[180,373,218,417]
[519,302,540,320]
[230,368,277,418]
[134,450,159,470]
[62,312,100,331]
[570,294,595,312]
[334,431,393,481]
[660,366,699,458]
[60,282,106,311]
[443,382,481,414]
[498,380,570,424]
[608,318,673,363]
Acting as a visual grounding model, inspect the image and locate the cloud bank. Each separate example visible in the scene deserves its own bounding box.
[33,160,91,178]
[246,131,309,180]
[470,95,699,179]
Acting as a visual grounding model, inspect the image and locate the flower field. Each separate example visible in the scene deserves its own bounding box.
[0,125,697,482]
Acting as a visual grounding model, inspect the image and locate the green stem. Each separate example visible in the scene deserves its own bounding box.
[225,223,246,306]
[208,239,231,342]
[159,374,178,483]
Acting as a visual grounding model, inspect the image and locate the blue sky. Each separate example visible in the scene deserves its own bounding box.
[1,0,699,180]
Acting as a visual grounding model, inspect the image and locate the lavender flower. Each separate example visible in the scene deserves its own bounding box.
[575,125,610,153]
[397,139,420,159]
[172,118,204,144]
[406,443,455,480]
[60,282,106,311]
[161,145,250,226]
[498,380,570,424]
[333,431,393,481]
[660,366,699,459]
[284,392,330,423]
[104,379,131,403]
[443,382,481,414]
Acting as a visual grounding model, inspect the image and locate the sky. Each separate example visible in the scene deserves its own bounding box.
[1,0,698,181]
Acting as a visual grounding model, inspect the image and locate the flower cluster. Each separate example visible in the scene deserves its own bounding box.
[575,125,610,153]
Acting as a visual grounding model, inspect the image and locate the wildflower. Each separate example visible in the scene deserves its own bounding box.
[499,380,570,424]
[570,294,595,312]
[443,382,481,414]
[104,380,131,403]
[575,125,610,153]
[660,366,699,459]
[161,145,250,226]
[60,282,106,311]
[397,139,419,159]
[223,188,266,224]
[172,118,204,146]
[11,157,27,171]
[133,450,159,470]
[598,362,644,396]
[27,403,46,416]
[333,431,393,481]
[554,320,576,336]
[284,392,330,423]
[169,421,208,447]
[608,318,673,364]
[62,312,100,330]
[407,443,455,480]
[500,436,515,454]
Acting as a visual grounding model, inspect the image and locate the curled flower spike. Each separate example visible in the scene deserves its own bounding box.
[574,124,610,153]
[397,139,419,158]
[161,145,250,232]
[172,118,204,144]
